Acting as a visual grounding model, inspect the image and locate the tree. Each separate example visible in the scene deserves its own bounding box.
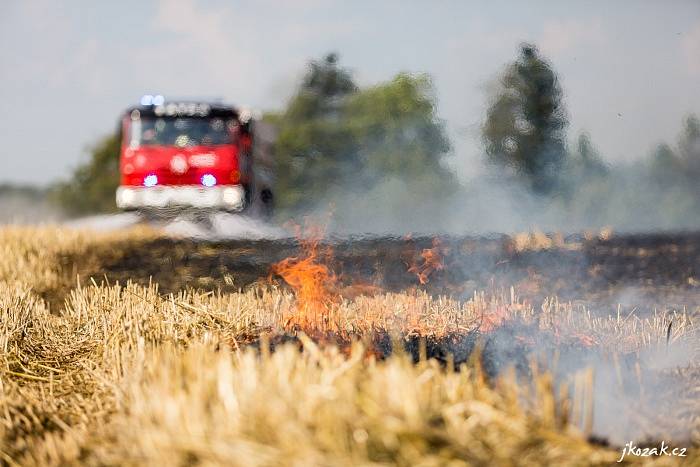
[269,54,455,215]
[483,43,568,193]
[570,132,607,179]
[301,52,357,101]
[649,142,681,183]
[648,114,700,186]
[53,132,121,215]
[267,54,456,215]
[269,53,360,212]
[343,73,454,192]
[678,114,700,179]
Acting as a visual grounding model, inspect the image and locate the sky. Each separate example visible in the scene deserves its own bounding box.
[1,0,699,185]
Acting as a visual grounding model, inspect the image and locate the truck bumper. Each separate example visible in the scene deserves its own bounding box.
[116,185,246,211]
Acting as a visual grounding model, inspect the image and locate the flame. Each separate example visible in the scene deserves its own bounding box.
[408,238,446,285]
[270,225,340,333]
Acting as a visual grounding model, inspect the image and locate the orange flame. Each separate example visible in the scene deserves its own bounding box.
[408,238,446,285]
[271,225,339,333]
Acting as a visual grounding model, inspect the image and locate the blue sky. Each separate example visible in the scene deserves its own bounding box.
[1,0,699,184]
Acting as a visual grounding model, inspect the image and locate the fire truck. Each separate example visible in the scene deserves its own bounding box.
[116,96,274,216]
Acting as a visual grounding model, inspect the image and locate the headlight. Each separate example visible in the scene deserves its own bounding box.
[143,174,158,187]
[201,173,217,187]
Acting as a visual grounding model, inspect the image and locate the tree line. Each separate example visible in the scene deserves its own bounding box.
[53,45,700,228]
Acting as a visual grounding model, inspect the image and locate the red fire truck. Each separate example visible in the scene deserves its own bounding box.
[116,96,274,216]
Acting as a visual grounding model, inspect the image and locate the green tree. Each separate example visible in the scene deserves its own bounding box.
[54,132,121,215]
[343,73,454,193]
[301,52,357,102]
[269,53,360,212]
[269,54,455,214]
[483,43,568,193]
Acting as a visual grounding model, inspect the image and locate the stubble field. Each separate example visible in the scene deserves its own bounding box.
[0,225,698,465]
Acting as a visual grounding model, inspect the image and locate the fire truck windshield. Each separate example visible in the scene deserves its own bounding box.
[130,117,237,147]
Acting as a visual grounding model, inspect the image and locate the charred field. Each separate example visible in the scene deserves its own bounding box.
[0,225,698,465]
[79,229,700,311]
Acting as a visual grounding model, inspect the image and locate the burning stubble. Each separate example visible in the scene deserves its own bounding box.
[270,225,340,334]
[2,226,698,461]
[407,237,447,285]
[267,225,700,447]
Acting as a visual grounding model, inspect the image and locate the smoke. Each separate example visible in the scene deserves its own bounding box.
[479,308,699,446]
[62,212,288,240]
[0,185,66,225]
[288,47,700,237]
[287,111,700,446]
[581,335,697,445]
[299,160,700,236]
[65,212,142,230]
[164,212,288,240]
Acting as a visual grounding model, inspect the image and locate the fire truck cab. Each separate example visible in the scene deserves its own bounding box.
[116,96,274,216]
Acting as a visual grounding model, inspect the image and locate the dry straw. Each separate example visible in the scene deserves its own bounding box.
[0,227,696,465]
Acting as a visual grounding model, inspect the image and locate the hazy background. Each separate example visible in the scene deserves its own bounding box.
[2,0,699,185]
